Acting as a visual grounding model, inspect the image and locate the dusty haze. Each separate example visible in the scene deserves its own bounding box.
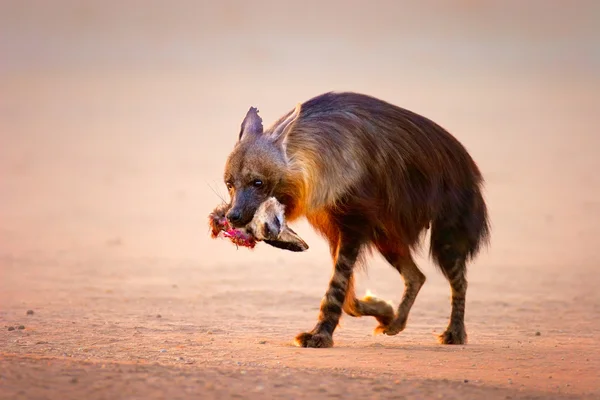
[1,1,599,399]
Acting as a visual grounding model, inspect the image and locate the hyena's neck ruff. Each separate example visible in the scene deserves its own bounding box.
[224,91,490,348]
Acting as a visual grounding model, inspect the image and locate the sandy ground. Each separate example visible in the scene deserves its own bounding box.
[1,1,600,399]
[1,251,600,399]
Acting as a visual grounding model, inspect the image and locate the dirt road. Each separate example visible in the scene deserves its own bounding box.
[1,251,599,399]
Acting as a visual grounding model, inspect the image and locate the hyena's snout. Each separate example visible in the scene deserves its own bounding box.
[226,208,243,225]
[226,190,261,228]
[226,205,256,227]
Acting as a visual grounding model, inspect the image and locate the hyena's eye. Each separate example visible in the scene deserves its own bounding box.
[253,179,263,188]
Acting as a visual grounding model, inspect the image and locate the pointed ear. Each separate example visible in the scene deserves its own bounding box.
[278,226,309,251]
[264,226,309,252]
[239,107,263,141]
[269,103,301,145]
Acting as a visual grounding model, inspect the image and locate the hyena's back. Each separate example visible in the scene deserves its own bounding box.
[281,91,490,259]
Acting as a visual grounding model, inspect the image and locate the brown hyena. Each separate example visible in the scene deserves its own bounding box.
[209,197,309,252]
[221,91,490,348]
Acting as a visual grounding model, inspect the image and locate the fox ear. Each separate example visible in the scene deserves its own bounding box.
[264,226,309,252]
[239,107,263,141]
[269,103,301,145]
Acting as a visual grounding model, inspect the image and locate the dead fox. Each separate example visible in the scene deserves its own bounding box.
[209,197,309,252]
[221,91,490,348]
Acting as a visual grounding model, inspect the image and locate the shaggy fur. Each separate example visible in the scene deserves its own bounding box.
[222,91,490,348]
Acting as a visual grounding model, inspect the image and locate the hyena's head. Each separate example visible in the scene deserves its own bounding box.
[223,103,301,228]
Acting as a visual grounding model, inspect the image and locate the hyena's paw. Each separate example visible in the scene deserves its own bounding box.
[294,332,333,348]
[438,325,467,345]
[361,295,395,327]
[374,317,406,336]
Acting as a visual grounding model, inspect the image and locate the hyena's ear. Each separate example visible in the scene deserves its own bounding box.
[239,106,263,141]
[269,103,301,147]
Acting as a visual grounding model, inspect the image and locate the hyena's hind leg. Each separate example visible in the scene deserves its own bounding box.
[430,187,489,345]
[430,222,469,345]
[374,242,426,336]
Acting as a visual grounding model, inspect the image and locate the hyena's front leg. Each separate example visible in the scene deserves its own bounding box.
[342,274,395,328]
[294,234,362,348]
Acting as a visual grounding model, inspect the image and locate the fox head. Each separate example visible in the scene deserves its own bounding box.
[223,103,301,228]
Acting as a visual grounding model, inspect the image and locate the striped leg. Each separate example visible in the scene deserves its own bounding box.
[438,258,468,344]
[294,233,362,348]
[429,218,470,345]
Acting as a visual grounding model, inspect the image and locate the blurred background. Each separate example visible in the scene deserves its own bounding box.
[1,0,599,271]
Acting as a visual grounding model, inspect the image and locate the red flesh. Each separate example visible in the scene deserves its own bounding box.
[209,214,256,249]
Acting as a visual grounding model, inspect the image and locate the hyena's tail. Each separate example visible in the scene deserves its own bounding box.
[429,183,490,275]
